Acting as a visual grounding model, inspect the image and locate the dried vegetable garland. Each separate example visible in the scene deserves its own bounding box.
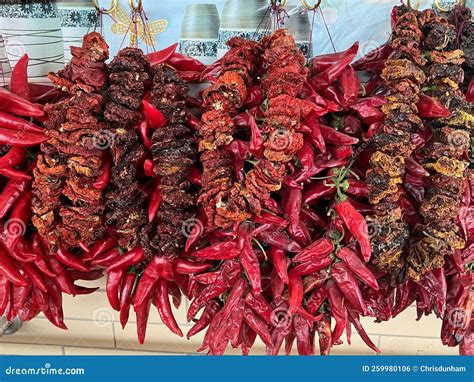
[0,4,471,357]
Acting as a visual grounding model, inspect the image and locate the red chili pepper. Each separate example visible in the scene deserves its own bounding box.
[294,315,312,355]
[293,237,334,264]
[347,309,380,353]
[466,77,474,103]
[245,292,273,323]
[136,292,153,344]
[0,88,44,118]
[0,245,27,286]
[193,270,220,285]
[309,42,359,90]
[244,308,273,348]
[302,181,336,204]
[331,261,368,315]
[0,167,31,181]
[319,124,359,145]
[0,179,29,219]
[176,259,212,274]
[187,299,220,339]
[303,113,326,153]
[221,277,246,323]
[237,222,261,293]
[317,314,332,355]
[339,65,359,106]
[137,119,152,148]
[248,114,263,157]
[141,99,167,129]
[154,279,183,337]
[147,43,178,65]
[10,54,30,101]
[89,248,120,267]
[191,241,239,260]
[0,147,26,169]
[83,236,117,261]
[69,269,104,281]
[290,255,332,276]
[257,230,302,253]
[306,285,328,315]
[47,257,78,296]
[143,159,155,177]
[0,278,10,316]
[0,111,43,134]
[352,43,392,73]
[20,263,47,293]
[288,272,303,316]
[106,247,144,273]
[270,248,289,284]
[243,85,264,109]
[336,247,378,290]
[106,268,125,311]
[92,154,111,190]
[326,280,346,345]
[56,246,88,272]
[333,145,353,160]
[167,52,206,72]
[346,179,368,197]
[416,94,451,118]
[148,183,162,223]
[187,164,202,186]
[335,200,371,262]
[350,101,385,125]
[0,126,47,146]
[186,114,201,130]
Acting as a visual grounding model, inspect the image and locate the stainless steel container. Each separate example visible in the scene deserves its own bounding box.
[179,3,220,65]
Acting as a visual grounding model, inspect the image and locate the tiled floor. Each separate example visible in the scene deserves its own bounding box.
[0,277,458,356]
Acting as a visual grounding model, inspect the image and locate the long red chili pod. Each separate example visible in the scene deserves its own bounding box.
[0,111,43,134]
[0,246,27,286]
[136,293,153,344]
[143,159,154,177]
[237,222,261,293]
[335,200,371,262]
[244,308,273,348]
[336,247,378,290]
[294,315,312,355]
[141,99,167,129]
[154,279,183,337]
[106,247,144,273]
[89,248,120,267]
[191,241,239,260]
[306,285,328,315]
[303,114,326,153]
[167,52,206,72]
[187,299,220,339]
[248,114,263,157]
[148,183,162,223]
[347,309,380,353]
[221,277,246,323]
[416,94,451,118]
[0,167,31,181]
[0,147,26,169]
[0,88,44,117]
[270,248,289,284]
[0,179,29,219]
[175,259,212,274]
[331,261,368,315]
[93,154,111,189]
[9,54,30,101]
[319,124,359,145]
[83,236,117,261]
[47,257,77,296]
[56,246,88,272]
[147,43,179,65]
[339,65,359,106]
[293,237,334,263]
[106,268,125,311]
[0,127,47,146]
[288,272,303,316]
[257,230,302,253]
[20,263,47,293]
[0,278,10,315]
[326,280,346,345]
[317,315,332,355]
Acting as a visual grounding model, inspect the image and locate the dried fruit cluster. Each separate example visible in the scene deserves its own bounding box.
[32,32,109,251]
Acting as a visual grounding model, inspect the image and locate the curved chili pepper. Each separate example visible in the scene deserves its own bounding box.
[243,85,264,109]
[69,269,104,281]
[92,153,111,190]
[193,270,220,285]
[294,315,312,355]
[331,261,368,315]
[148,183,162,223]
[237,222,261,293]
[106,268,125,311]
[0,147,26,169]
[317,314,332,355]
[346,179,369,197]
[0,126,47,146]
[288,272,303,316]
[74,286,99,295]
[319,124,359,145]
[154,279,183,337]
[137,119,152,148]
[221,277,246,323]
[191,241,239,260]
[106,247,144,273]
[83,236,117,261]
[335,200,371,262]
[136,292,153,344]
[141,99,167,129]
[0,111,43,134]
[167,52,206,72]
[187,164,202,186]
[306,285,328,315]
[309,42,359,90]
[177,70,202,82]
[257,230,302,253]
[89,248,120,267]
[303,113,326,153]
[293,237,334,264]
[10,54,30,100]
[0,245,27,286]
[187,299,220,339]
[347,309,380,353]
[47,257,77,296]
[0,179,29,219]
[244,307,273,348]
[248,114,263,157]
[336,247,378,290]
[0,167,31,181]
[20,263,47,293]
[147,43,178,66]
[176,259,212,274]
[416,94,451,118]
[56,246,88,272]
[290,255,332,276]
[270,248,289,284]
[0,88,44,117]
[302,181,336,204]
[326,280,346,345]
[339,65,359,106]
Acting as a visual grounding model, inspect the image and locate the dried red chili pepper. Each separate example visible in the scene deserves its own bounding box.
[293,237,334,263]
[187,299,220,339]
[244,307,273,348]
[106,247,144,273]
[147,43,178,66]
[167,52,206,72]
[0,88,44,118]
[347,309,380,353]
[331,261,368,315]
[237,222,261,293]
[176,259,212,274]
[270,248,289,284]
[92,153,111,190]
[336,247,378,290]
[141,99,167,129]
[326,280,346,345]
[339,66,359,106]
[106,268,125,311]
[290,255,332,276]
[10,54,30,100]
[335,200,371,262]
[154,279,183,337]
[0,246,26,286]
[56,246,88,272]
[416,94,451,118]
[287,272,303,315]
[0,111,43,134]
[191,241,239,260]
[257,230,302,253]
